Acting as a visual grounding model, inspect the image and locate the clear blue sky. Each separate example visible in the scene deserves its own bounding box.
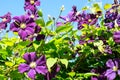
[0,0,113,37]
[0,0,113,20]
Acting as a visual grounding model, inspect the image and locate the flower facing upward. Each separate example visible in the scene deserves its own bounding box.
[24,0,40,11]
[105,59,120,80]
[0,12,11,29]
[18,52,48,79]
[10,15,36,40]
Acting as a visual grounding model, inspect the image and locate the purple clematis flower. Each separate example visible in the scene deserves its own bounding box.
[91,68,107,80]
[105,59,120,80]
[105,9,118,21]
[113,31,120,43]
[116,15,120,26]
[24,0,40,11]
[10,15,36,40]
[0,12,11,29]
[18,52,48,79]
[60,6,78,22]
[56,22,64,27]
[105,22,114,29]
[27,9,39,20]
[104,45,112,54]
[45,64,60,80]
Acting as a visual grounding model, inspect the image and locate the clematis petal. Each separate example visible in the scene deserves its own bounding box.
[10,23,19,32]
[29,52,37,61]
[18,63,30,73]
[118,70,120,75]
[35,66,48,75]
[27,69,36,79]
[36,55,46,66]
[25,27,34,35]
[107,72,116,80]
[23,52,30,63]
[13,16,21,23]
[105,69,113,76]
[18,29,28,40]
[106,59,114,68]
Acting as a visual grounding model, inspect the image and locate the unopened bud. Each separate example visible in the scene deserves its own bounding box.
[60,5,65,11]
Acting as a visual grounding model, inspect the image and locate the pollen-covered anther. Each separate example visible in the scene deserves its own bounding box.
[29,62,36,68]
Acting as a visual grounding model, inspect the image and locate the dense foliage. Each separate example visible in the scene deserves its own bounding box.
[0,0,120,80]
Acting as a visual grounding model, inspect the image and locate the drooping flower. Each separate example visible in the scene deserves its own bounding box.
[104,45,112,54]
[36,34,45,41]
[10,15,36,40]
[0,12,11,30]
[18,52,48,79]
[91,68,107,80]
[113,31,120,43]
[105,59,120,80]
[24,0,40,11]
[45,64,60,80]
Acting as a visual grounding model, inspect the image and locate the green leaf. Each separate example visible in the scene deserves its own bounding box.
[68,72,75,77]
[107,37,115,46]
[46,20,53,27]
[60,59,68,68]
[33,42,39,51]
[38,9,43,17]
[104,4,112,10]
[5,62,14,67]
[84,73,98,78]
[36,18,45,27]
[0,74,4,80]
[18,41,30,47]
[47,58,57,71]
[56,24,72,33]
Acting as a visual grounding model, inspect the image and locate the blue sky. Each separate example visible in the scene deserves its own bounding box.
[0,0,113,19]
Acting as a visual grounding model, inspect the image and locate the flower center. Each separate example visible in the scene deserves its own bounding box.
[88,19,92,22]
[2,18,7,22]
[30,0,35,5]
[29,62,36,68]
[30,14,35,18]
[20,23,26,29]
[113,66,118,71]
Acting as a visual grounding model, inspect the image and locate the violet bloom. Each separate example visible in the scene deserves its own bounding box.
[104,22,114,29]
[113,31,120,43]
[27,9,39,20]
[56,22,64,27]
[45,64,60,80]
[60,6,78,22]
[18,52,48,79]
[105,59,120,80]
[77,13,98,30]
[105,9,118,21]
[0,12,11,29]
[104,45,112,54]
[10,15,36,40]
[91,68,107,80]
[116,15,120,26]
[24,0,40,11]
